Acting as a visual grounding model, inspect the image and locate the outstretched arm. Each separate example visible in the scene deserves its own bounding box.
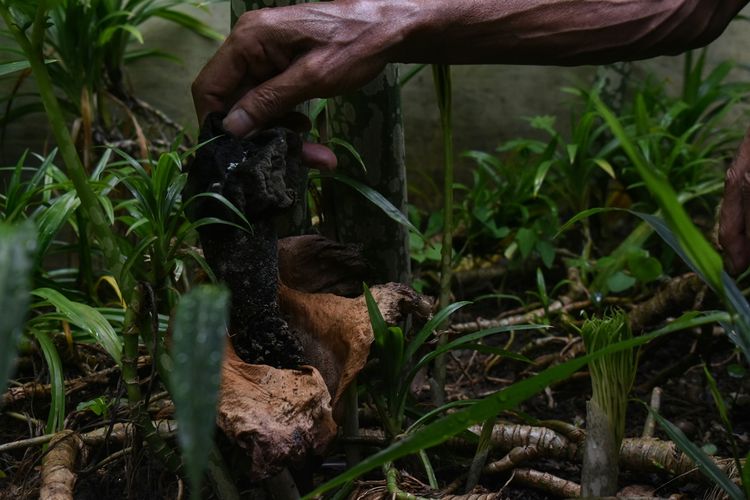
[192,0,747,137]
[191,0,750,273]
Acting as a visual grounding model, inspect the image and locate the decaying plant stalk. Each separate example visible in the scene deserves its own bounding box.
[187,113,307,368]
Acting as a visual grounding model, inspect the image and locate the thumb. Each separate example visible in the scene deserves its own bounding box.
[222,63,314,137]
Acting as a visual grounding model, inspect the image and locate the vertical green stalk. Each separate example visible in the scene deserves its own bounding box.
[465,415,495,492]
[122,286,181,473]
[432,64,453,405]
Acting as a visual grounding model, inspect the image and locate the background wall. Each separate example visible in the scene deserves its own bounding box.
[3,3,750,197]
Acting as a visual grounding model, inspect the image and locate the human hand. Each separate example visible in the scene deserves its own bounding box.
[719,127,750,275]
[192,1,411,169]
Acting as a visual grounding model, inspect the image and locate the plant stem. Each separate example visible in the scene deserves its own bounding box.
[432,64,453,406]
[418,450,438,490]
[122,287,181,473]
[343,382,361,466]
[465,415,495,492]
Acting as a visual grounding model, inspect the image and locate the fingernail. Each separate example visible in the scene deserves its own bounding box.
[223,108,254,137]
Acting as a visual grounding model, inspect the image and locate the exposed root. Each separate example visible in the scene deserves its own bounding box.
[509,468,581,498]
[2,365,121,406]
[0,420,176,455]
[40,430,85,500]
[484,445,540,474]
[628,273,705,332]
[452,297,592,333]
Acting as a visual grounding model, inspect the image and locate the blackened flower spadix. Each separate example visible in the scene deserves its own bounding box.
[185,113,306,368]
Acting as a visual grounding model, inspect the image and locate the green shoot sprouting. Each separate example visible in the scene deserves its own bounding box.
[580,310,637,447]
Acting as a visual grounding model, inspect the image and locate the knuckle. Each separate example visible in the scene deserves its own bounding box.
[252,86,283,117]
[725,165,740,184]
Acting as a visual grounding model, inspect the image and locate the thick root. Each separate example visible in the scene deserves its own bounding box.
[40,431,85,500]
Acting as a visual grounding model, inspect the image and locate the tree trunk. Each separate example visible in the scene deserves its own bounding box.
[322,68,411,284]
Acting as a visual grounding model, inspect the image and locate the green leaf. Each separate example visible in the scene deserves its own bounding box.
[593,158,616,179]
[172,285,230,495]
[33,330,65,434]
[537,240,555,268]
[34,190,80,260]
[327,137,367,174]
[363,284,389,345]
[627,252,662,283]
[306,314,719,498]
[0,59,30,77]
[76,396,110,417]
[32,288,122,364]
[152,9,225,41]
[703,366,733,439]
[404,301,471,362]
[651,410,745,500]
[0,222,36,395]
[606,271,636,293]
[532,160,553,197]
[515,227,536,258]
[318,172,423,239]
[0,58,55,77]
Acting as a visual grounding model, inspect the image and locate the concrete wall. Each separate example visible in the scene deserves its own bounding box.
[3,4,750,187]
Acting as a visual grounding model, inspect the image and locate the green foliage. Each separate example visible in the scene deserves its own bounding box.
[111,147,249,307]
[316,172,422,237]
[76,396,112,417]
[33,328,66,433]
[457,147,558,267]
[171,284,230,498]
[1,0,223,125]
[592,95,750,362]
[309,312,724,498]
[0,222,36,395]
[363,284,533,436]
[651,410,745,500]
[32,287,123,364]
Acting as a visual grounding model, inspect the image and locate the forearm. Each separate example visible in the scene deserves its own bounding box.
[391,0,748,66]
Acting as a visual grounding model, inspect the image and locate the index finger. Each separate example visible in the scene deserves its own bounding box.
[192,40,251,124]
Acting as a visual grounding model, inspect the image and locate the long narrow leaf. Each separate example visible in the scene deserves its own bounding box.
[651,411,744,500]
[172,285,230,495]
[32,288,122,364]
[404,301,471,362]
[32,330,65,434]
[317,172,423,239]
[0,223,36,395]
